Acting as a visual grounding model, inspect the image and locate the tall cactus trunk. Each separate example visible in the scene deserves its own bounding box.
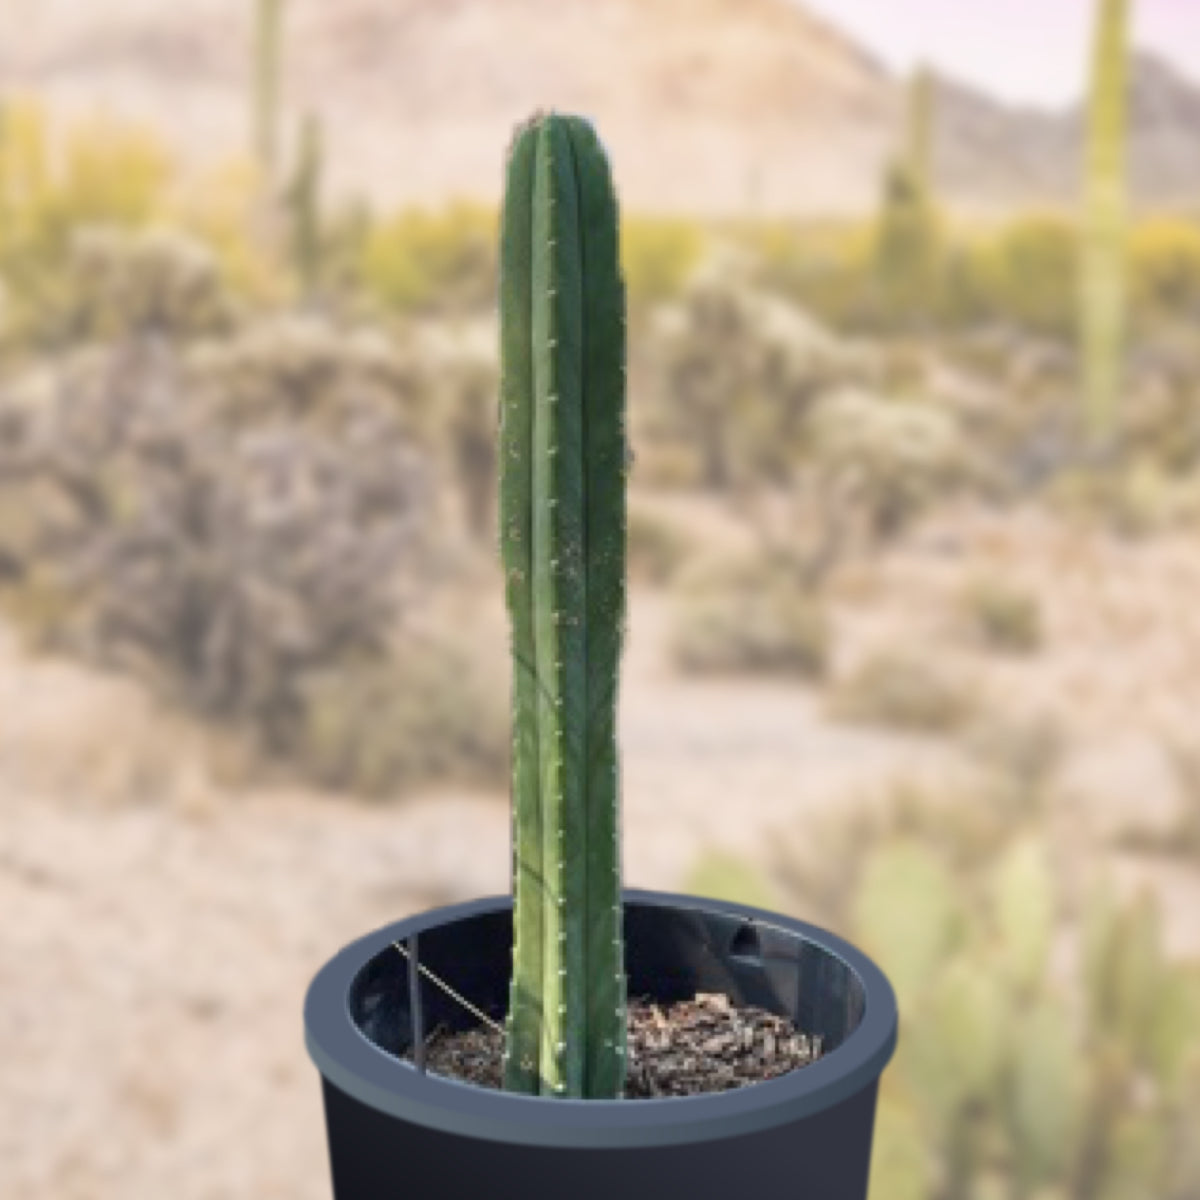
[1081,0,1130,448]
[286,111,324,299]
[908,64,934,205]
[499,111,629,1099]
[253,0,285,184]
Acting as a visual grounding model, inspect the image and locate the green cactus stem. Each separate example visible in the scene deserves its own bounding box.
[253,0,285,181]
[498,111,629,1099]
[1081,0,1130,447]
[285,111,324,297]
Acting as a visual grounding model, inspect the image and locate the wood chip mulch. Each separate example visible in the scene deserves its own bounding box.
[400,992,824,1098]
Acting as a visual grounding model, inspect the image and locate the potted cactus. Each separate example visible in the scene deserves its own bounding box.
[304,111,898,1199]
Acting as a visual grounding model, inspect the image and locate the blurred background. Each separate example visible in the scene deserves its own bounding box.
[2,0,1200,1196]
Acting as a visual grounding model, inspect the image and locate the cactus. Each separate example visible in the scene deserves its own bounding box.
[874,64,942,328]
[498,112,629,1099]
[990,835,1056,998]
[907,64,935,204]
[253,0,285,181]
[1080,0,1130,446]
[285,111,324,297]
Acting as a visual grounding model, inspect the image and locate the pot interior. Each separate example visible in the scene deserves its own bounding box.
[350,901,866,1062]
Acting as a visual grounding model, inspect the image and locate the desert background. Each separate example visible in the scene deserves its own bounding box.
[3,0,1200,1197]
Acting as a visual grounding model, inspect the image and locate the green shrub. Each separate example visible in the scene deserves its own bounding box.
[359,201,498,316]
[621,215,705,314]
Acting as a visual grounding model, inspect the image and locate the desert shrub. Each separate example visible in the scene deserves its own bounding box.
[626,504,694,586]
[1129,217,1200,327]
[958,576,1043,654]
[184,312,432,436]
[293,633,507,798]
[649,272,873,491]
[360,201,498,316]
[621,215,705,316]
[669,553,830,679]
[1117,356,1200,475]
[29,225,239,346]
[805,387,969,542]
[0,102,175,341]
[1046,458,1200,538]
[164,158,285,307]
[408,317,500,545]
[740,219,880,332]
[973,215,1080,338]
[958,711,1064,809]
[829,649,978,733]
[0,329,469,795]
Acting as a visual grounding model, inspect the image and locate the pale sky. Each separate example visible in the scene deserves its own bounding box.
[796,0,1200,108]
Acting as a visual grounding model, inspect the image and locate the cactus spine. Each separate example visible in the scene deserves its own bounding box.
[253,0,285,181]
[499,111,628,1099]
[1081,0,1130,446]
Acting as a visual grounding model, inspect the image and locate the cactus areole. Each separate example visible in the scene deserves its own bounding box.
[303,111,898,1199]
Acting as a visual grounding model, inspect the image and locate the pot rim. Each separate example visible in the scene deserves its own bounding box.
[304,888,898,1149]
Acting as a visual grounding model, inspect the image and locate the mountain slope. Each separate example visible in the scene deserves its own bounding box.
[0,0,1197,216]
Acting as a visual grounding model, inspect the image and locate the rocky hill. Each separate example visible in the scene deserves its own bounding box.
[1,0,1197,217]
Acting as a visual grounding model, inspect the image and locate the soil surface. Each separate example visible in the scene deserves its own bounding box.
[402,992,823,1097]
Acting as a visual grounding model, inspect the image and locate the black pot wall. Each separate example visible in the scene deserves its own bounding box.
[304,889,899,1200]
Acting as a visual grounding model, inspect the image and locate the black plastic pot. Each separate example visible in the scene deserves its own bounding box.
[304,889,898,1200]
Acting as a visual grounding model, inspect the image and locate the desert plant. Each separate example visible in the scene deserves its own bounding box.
[668,553,830,679]
[830,649,979,733]
[361,201,499,317]
[254,0,286,182]
[48,225,237,345]
[625,503,694,586]
[804,387,969,542]
[284,111,325,299]
[0,331,445,787]
[873,65,944,331]
[294,632,507,798]
[650,272,869,491]
[959,576,1044,654]
[744,781,1200,1200]
[1080,0,1130,446]
[498,111,629,1098]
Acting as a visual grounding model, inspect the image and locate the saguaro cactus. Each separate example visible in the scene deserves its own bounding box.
[1081,0,1130,446]
[498,111,629,1099]
[908,65,934,204]
[875,64,941,329]
[253,0,285,181]
[285,111,324,296]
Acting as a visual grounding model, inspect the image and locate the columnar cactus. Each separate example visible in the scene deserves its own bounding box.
[907,65,934,204]
[498,111,629,1099]
[254,0,285,180]
[285,111,324,296]
[1081,0,1130,445]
